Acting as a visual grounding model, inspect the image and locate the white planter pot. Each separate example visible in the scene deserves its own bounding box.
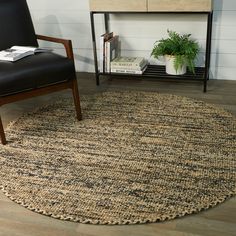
[165,55,186,75]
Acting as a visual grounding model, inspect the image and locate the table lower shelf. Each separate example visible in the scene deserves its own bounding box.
[99,65,206,81]
[144,65,205,80]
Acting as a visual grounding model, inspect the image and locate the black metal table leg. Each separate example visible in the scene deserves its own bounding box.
[204,11,213,92]
[90,12,100,85]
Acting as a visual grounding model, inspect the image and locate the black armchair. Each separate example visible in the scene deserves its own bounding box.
[0,0,82,145]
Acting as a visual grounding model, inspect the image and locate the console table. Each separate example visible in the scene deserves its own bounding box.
[89,0,213,92]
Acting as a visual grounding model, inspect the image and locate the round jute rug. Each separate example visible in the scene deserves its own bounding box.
[0,91,235,224]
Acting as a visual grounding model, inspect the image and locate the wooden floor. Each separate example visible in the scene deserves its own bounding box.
[0,73,236,236]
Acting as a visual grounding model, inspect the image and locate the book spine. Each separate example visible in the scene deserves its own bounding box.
[111,62,147,71]
[111,68,145,75]
[111,65,140,70]
[111,62,141,67]
[111,58,145,67]
[106,40,111,73]
[99,35,105,73]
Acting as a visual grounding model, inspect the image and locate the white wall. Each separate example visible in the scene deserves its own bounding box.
[27,0,236,80]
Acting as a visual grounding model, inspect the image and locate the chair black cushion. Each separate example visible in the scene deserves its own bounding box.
[0,0,38,50]
[0,53,75,96]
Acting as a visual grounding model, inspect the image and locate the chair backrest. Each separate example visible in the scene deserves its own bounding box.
[0,0,38,50]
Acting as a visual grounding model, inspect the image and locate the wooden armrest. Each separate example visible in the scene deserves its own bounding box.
[36,34,74,60]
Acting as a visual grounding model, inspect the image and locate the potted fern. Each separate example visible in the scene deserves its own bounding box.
[151,30,200,75]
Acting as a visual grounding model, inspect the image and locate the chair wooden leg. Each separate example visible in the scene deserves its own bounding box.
[71,78,82,120]
[0,115,7,145]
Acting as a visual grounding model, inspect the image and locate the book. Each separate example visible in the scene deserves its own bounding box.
[105,35,119,72]
[111,56,145,67]
[111,65,147,75]
[99,32,113,73]
[111,59,148,71]
[0,46,51,62]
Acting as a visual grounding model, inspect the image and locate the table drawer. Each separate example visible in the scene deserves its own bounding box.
[89,0,147,12]
[148,0,213,12]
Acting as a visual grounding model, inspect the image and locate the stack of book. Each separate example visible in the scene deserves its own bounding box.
[99,33,148,74]
[99,32,119,73]
[110,57,148,74]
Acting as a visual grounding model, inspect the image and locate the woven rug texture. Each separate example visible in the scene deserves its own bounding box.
[0,91,235,224]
